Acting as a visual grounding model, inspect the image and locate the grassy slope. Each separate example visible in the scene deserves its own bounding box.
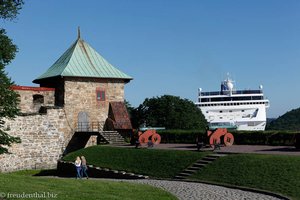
[0,171,177,200]
[63,146,209,178]
[191,154,300,200]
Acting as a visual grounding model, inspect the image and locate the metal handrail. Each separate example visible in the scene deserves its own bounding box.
[76,122,102,132]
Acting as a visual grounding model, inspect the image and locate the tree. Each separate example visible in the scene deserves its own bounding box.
[124,99,134,118]
[131,95,207,130]
[0,0,24,154]
[267,107,300,130]
[0,0,23,20]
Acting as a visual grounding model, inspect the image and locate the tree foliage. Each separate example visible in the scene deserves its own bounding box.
[130,95,207,130]
[0,0,23,154]
[0,0,23,20]
[267,108,300,131]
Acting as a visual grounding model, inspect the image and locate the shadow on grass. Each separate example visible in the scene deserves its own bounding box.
[33,169,58,176]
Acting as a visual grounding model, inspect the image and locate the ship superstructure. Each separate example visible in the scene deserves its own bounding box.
[195,77,270,131]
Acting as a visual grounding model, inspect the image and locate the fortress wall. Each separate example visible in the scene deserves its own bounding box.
[11,86,55,113]
[0,79,127,172]
[0,108,70,172]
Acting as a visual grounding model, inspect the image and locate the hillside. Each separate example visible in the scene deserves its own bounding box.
[267,107,300,130]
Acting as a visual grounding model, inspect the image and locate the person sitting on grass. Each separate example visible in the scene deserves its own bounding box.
[75,156,82,179]
[81,156,89,179]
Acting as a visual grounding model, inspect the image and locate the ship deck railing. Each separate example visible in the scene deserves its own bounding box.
[201,90,262,96]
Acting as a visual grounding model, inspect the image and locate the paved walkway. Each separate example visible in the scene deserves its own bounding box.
[102,178,284,200]
[216,145,300,156]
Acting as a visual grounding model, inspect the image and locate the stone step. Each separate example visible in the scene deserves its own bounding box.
[183,169,199,173]
[173,153,226,180]
[101,134,124,137]
[102,134,123,137]
[110,143,127,145]
[192,163,207,167]
[196,160,212,164]
[99,131,126,144]
[102,137,124,140]
[178,172,192,176]
[188,166,202,170]
[105,139,125,142]
[107,138,125,141]
[202,157,217,161]
[208,153,228,157]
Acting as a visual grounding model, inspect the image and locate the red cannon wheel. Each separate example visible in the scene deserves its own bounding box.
[223,132,234,146]
[209,135,221,148]
[151,133,161,145]
[139,135,148,144]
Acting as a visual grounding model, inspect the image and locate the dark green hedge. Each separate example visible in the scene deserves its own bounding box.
[157,130,205,144]
[157,130,298,146]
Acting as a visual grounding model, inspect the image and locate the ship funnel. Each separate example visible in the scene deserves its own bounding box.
[227,81,233,91]
[226,78,234,96]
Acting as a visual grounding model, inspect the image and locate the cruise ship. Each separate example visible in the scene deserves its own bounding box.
[195,77,270,131]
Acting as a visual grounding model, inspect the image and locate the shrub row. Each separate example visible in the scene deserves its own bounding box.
[157,130,204,144]
[157,129,298,146]
[231,130,297,146]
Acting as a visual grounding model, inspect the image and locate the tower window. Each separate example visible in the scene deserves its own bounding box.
[96,90,105,101]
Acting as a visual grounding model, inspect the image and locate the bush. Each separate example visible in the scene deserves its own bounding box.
[157,130,205,144]
[231,130,297,146]
[156,129,298,146]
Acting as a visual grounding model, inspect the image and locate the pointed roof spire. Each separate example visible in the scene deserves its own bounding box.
[33,33,133,84]
[77,26,81,39]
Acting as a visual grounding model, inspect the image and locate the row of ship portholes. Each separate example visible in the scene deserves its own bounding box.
[207,110,245,114]
[198,101,267,107]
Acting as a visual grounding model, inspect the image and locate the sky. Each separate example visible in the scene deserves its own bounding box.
[2,0,300,118]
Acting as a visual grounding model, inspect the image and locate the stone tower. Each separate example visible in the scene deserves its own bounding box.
[33,29,133,137]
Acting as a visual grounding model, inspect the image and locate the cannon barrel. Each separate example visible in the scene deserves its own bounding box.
[139,127,165,131]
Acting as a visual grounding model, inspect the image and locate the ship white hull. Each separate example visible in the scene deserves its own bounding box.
[196,101,269,131]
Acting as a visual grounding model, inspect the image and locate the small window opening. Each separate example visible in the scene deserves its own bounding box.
[33,94,44,104]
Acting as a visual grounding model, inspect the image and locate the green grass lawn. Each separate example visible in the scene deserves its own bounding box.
[0,171,177,200]
[63,145,209,178]
[191,154,300,200]
[4,146,299,200]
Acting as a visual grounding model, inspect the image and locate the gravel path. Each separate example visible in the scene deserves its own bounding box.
[103,179,284,200]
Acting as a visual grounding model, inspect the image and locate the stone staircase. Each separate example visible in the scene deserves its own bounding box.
[99,131,126,145]
[174,153,227,180]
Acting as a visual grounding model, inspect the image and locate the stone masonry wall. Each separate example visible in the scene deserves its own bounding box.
[11,86,55,113]
[0,78,127,172]
[0,108,70,172]
[63,78,125,133]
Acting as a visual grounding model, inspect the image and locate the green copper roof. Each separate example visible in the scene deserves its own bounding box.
[33,35,132,83]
